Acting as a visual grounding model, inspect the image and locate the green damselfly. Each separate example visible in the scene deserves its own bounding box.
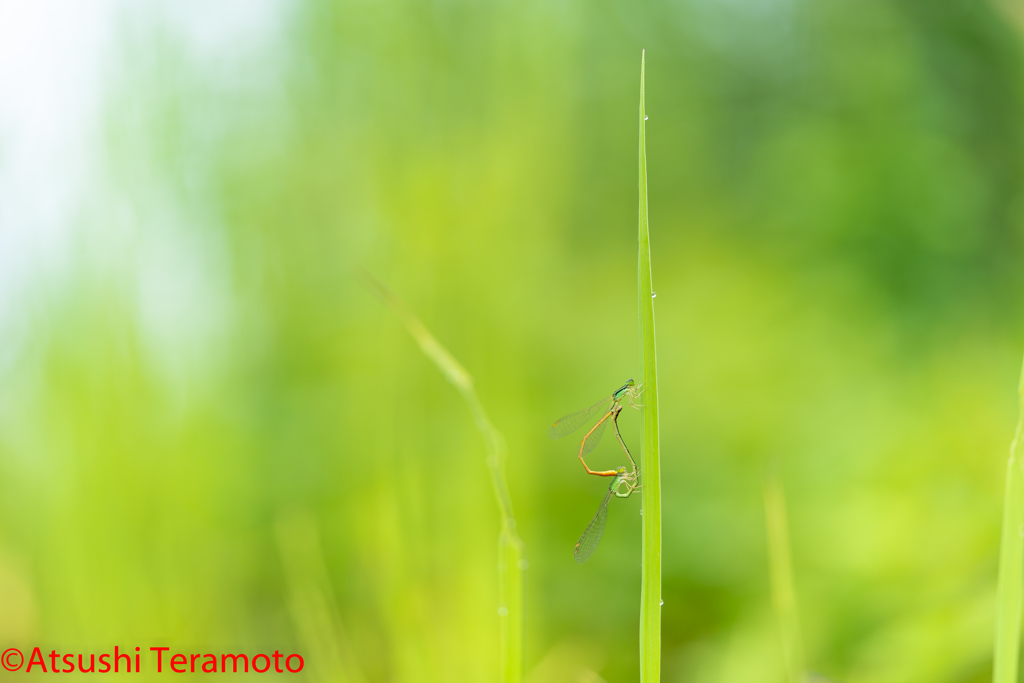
[549,379,643,476]
[574,468,638,563]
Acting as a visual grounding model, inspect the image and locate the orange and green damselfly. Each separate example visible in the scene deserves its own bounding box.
[549,379,643,476]
[574,468,638,563]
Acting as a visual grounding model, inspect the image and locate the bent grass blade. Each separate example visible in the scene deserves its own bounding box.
[360,270,525,683]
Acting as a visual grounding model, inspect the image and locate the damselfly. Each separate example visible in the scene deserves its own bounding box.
[549,379,643,476]
[574,469,638,563]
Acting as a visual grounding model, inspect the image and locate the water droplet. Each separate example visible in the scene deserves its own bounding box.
[644,115,649,120]
[651,292,657,298]
[518,559,529,570]
[498,606,509,617]
[660,600,664,606]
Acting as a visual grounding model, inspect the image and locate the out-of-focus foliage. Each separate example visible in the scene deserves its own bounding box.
[2,1,1024,682]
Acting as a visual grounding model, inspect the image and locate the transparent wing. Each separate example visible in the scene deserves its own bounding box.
[548,396,612,440]
[574,490,612,564]
[580,412,611,457]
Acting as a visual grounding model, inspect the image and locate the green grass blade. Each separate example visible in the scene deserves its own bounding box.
[637,49,663,683]
[361,271,524,683]
[499,529,524,683]
[275,511,366,683]
[993,356,1024,683]
[764,476,805,683]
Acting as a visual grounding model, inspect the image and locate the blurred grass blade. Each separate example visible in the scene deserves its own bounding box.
[524,639,607,683]
[764,476,805,683]
[275,511,366,683]
[637,49,662,683]
[361,270,524,683]
[993,356,1024,683]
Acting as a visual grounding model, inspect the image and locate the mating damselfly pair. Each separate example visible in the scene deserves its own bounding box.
[549,379,644,563]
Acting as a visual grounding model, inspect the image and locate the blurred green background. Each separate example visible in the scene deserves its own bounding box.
[3,1,1024,681]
